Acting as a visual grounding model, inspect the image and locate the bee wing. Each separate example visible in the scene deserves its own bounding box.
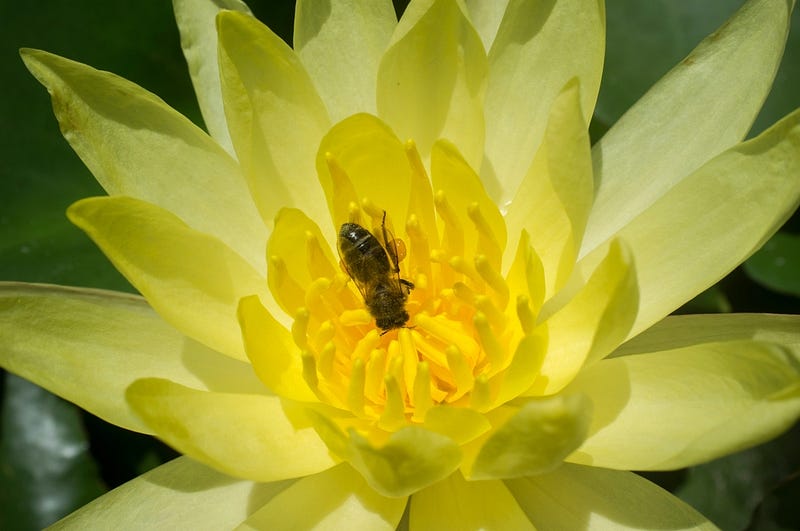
[337,247,371,302]
[376,212,402,274]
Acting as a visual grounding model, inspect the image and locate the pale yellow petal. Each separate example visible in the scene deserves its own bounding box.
[294,0,396,122]
[615,313,800,359]
[410,472,534,530]
[127,378,337,482]
[217,10,331,230]
[52,457,293,530]
[463,0,509,52]
[310,413,462,498]
[469,394,590,480]
[68,196,269,361]
[584,0,793,253]
[20,48,266,273]
[237,464,406,531]
[530,240,638,395]
[316,113,412,228]
[566,341,800,470]
[377,0,487,170]
[239,295,317,402]
[483,0,604,203]
[506,463,717,530]
[172,0,252,154]
[504,79,592,295]
[0,283,264,434]
[587,108,800,339]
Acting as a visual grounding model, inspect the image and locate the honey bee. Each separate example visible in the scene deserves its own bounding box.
[338,212,414,333]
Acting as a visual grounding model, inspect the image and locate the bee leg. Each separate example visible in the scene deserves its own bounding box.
[400,278,415,295]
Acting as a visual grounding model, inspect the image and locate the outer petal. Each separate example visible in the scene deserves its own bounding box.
[483,0,604,203]
[587,108,800,339]
[614,313,800,359]
[68,196,270,361]
[584,0,793,254]
[463,0,509,52]
[310,413,462,498]
[505,463,717,530]
[530,240,638,395]
[468,395,591,480]
[238,464,406,531]
[316,113,412,228]
[238,295,317,402]
[410,472,534,530]
[20,48,266,274]
[52,457,293,530]
[0,283,264,434]
[504,79,593,294]
[294,0,396,122]
[377,0,487,170]
[565,341,800,470]
[217,10,331,230]
[126,378,337,482]
[172,0,252,154]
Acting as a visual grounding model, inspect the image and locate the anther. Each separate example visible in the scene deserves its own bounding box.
[415,314,479,364]
[364,349,386,403]
[467,203,502,267]
[340,309,372,326]
[380,372,406,431]
[434,190,464,256]
[470,373,491,411]
[318,340,336,378]
[352,329,380,361]
[347,357,366,416]
[474,312,504,370]
[474,255,509,306]
[412,361,433,421]
[304,277,332,317]
[449,255,482,285]
[291,307,310,349]
[445,345,474,401]
[301,350,319,391]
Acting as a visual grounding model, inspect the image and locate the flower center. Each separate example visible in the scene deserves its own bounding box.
[270,144,531,429]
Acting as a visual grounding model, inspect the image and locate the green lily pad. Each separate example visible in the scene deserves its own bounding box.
[744,232,800,298]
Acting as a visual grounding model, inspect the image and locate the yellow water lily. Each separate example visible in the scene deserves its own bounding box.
[3,0,800,528]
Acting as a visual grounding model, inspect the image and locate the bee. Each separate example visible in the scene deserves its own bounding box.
[338,212,414,333]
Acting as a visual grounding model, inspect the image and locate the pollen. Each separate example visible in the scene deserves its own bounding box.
[274,143,539,428]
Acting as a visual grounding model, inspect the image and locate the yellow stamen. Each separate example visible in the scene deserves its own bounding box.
[470,373,491,411]
[301,349,318,391]
[397,329,418,402]
[340,309,372,326]
[318,340,336,379]
[347,357,366,416]
[379,372,406,431]
[474,312,504,370]
[412,361,433,421]
[467,203,502,268]
[434,190,464,256]
[352,329,380,361]
[364,349,386,403]
[474,254,510,307]
[445,345,474,401]
[449,255,482,285]
[415,314,479,365]
[304,277,332,318]
[291,307,309,349]
[268,255,305,314]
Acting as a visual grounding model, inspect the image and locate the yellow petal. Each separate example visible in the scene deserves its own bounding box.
[294,0,396,122]
[615,313,800,359]
[20,48,266,273]
[566,341,800,470]
[217,10,331,230]
[316,113,412,227]
[172,0,252,154]
[411,472,534,530]
[531,239,638,395]
[483,0,604,203]
[589,108,800,339]
[585,0,794,253]
[309,413,462,498]
[468,394,591,480]
[420,405,492,444]
[431,139,507,259]
[237,464,406,531]
[51,457,293,530]
[377,0,487,170]
[239,295,317,402]
[504,78,593,297]
[505,463,717,530]
[68,196,269,361]
[127,378,337,482]
[0,282,264,434]
[463,0,509,52]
